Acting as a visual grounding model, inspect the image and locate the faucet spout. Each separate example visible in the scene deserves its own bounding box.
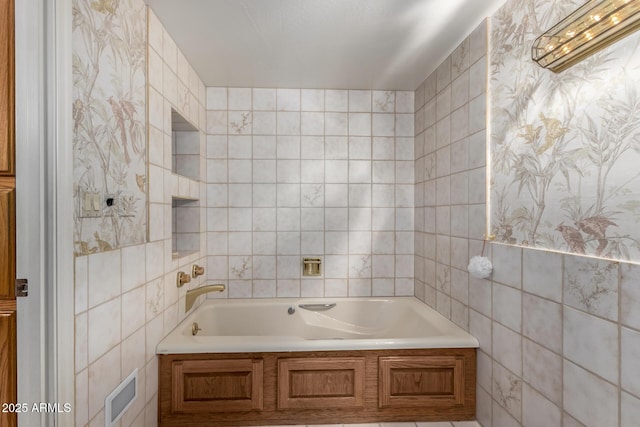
[185,284,225,311]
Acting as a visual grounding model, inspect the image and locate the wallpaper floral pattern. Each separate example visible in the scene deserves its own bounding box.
[72,0,147,255]
[490,0,640,261]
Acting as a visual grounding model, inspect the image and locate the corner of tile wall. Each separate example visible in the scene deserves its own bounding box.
[414,11,640,427]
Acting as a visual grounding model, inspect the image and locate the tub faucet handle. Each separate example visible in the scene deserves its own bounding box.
[192,264,205,278]
[176,271,191,288]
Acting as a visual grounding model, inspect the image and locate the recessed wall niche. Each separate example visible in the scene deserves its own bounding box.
[171,109,200,181]
[172,197,200,258]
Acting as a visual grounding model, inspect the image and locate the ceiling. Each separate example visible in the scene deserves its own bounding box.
[146,0,506,90]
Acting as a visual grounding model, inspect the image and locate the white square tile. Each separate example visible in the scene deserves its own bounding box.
[252,280,277,298]
[301,112,324,135]
[301,136,324,159]
[75,256,88,314]
[523,338,562,403]
[253,111,276,135]
[227,88,252,110]
[349,231,372,253]
[373,137,395,160]
[564,360,618,427]
[302,184,324,207]
[523,293,562,353]
[325,90,348,111]
[253,184,276,208]
[228,231,252,255]
[522,383,561,427]
[492,282,521,332]
[277,232,301,255]
[277,88,301,111]
[88,345,121,420]
[121,289,145,346]
[276,136,301,159]
[348,113,372,136]
[325,278,348,296]
[349,90,372,112]
[229,184,252,207]
[372,113,395,136]
[622,391,640,427]
[622,327,640,397]
[277,279,301,297]
[277,183,301,207]
[253,88,276,111]
[324,255,348,278]
[301,160,324,183]
[492,243,522,288]
[349,278,372,296]
[253,232,276,255]
[325,112,348,135]
[325,136,349,159]
[253,135,276,158]
[492,361,522,421]
[301,208,324,230]
[301,232,324,254]
[621,263,640,330]
[301,89,324,111]
[88,250,122,308]
[564,255,618,321]
[373,90,395,113]
[277,112,301,135]
[523,248,562,302]
[493,321,522,375]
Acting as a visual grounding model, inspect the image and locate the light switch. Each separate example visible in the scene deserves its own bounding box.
[92,194,101,211]
[83,192,93,211]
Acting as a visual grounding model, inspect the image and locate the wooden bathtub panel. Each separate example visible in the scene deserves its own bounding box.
[159,348,476,426]
[278,357,365,409]
[379,355,465,408]
[171,359,263,413]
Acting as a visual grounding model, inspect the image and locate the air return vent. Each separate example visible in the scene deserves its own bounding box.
[104,369,138,427]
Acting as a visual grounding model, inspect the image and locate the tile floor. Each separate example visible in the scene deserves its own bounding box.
[258,422,481,427]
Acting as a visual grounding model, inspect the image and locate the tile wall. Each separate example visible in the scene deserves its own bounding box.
[205,88,416,298]
[73,9,208,427]
[415,19,640,427]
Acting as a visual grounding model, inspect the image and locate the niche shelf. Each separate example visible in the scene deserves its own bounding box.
[171,109,200,181]
[172,197,200,259]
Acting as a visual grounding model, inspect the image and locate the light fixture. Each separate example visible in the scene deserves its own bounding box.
[532,0,640,72]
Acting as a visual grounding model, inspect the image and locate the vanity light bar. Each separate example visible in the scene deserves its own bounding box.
[532,0,640,72]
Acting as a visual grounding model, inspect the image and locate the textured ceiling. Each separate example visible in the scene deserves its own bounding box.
[146,0,506,90]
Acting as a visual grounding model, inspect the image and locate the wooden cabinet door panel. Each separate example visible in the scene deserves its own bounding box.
[0,307,16,427]
[0,0,14,175]
[0,183,15,298]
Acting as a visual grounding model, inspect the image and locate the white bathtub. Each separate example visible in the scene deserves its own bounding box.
[156,297,478,354]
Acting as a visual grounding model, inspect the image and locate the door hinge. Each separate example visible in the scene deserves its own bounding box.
[16,278,28,297]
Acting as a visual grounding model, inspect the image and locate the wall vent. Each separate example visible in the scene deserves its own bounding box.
[104,369,138,427]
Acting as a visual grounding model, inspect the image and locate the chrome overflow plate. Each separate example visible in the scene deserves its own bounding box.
[287,306,295,315]
[191,322,202,336]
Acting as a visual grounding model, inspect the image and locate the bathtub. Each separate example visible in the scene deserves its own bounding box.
[156,297,478,353]
[157,297,478,426]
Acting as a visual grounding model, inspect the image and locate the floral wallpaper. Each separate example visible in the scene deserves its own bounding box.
[72,0,147,255]
[490,0,640,261]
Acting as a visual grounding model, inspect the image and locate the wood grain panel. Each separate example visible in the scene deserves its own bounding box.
[172,359,263,413]
[379,355,465,408]
[278,357,364,409]
[159,348,476,426]
[0,310,17,427]
[0,0,14,175]
[0,181,15,298]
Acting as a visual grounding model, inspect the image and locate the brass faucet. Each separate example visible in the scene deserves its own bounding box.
[185,284,225,311]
